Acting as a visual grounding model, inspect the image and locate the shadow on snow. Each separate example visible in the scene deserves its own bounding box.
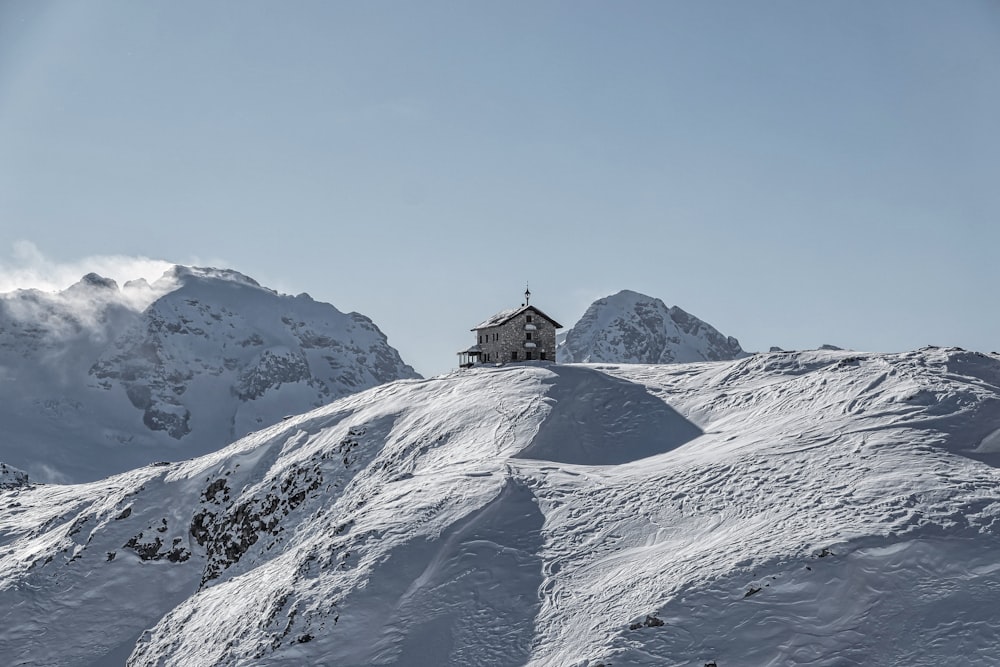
[517,365,703,466]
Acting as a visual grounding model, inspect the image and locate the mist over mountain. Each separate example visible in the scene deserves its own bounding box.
[558,290,746,364]
[3,347,1000,665]
[0,266,418,483]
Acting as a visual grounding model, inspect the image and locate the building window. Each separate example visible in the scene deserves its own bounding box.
[526,315,533,323]
[511,351,518,361]
[526,332,532,340]
[540,351,547,361]
[526,351,533,360]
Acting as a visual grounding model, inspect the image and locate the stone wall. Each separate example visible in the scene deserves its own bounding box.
[474,307,557,363]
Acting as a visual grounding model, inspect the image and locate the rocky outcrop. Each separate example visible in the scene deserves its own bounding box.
[0,462,29,489]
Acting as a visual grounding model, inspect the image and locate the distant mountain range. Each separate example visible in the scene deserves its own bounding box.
[558,289,746,364]
[0,266,418,482]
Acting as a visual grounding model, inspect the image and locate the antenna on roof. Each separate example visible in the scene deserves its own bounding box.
[524,283,531,306]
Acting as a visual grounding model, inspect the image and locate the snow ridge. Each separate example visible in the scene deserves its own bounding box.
[558,289,746,364]
[2,347,1000,665]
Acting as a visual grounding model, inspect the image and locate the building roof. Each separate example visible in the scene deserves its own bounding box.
[471,305,563,331]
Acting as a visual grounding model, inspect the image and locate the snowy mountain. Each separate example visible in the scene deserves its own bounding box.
[0,463,28,490]
[3,347,1000,665]
[0,266,418,483]
[558,290,746,364]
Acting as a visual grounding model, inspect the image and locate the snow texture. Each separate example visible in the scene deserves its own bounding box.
[558,289,746,364]
[0,266,418,483]
[3,347,1000,665]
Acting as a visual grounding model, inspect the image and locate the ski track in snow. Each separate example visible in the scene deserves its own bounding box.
[1,348,1000,665]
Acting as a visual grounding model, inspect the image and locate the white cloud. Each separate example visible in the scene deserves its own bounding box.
[0,240,175,293]
[0,241,184,341]
[28,462,73,485]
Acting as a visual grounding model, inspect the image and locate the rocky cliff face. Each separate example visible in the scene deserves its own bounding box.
[0,266,419,482]
[558,290,746,364]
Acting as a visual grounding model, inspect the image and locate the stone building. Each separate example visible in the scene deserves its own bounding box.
[457,288,562,368]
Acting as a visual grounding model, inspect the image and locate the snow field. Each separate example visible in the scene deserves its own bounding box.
[1,348,999,665]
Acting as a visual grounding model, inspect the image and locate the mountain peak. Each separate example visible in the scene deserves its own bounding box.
[607,288,654,300]
[157,265,265,290]
[602,289,666,308]
[0,265,419,482]
[74,272,120,291]
[558,290,745,364]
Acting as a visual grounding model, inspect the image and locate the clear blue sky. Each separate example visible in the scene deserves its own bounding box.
[1,1,998,377]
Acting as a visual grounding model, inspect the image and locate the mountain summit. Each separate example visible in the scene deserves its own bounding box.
[0,266,418,482]
[558,290,746,363]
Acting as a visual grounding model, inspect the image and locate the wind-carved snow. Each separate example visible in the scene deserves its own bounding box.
[558,289,746,364]
[0,265,418,482]
[2,348,1000,665]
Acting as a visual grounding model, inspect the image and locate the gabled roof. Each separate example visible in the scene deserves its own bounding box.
[471,305,562,331]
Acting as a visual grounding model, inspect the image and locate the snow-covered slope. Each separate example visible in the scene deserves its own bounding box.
[3,347,1000,665]
[0,266,418,483]
[558,290,746,364]
[0,463,28,490]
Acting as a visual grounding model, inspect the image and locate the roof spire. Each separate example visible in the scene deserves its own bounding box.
[524,283,531,306]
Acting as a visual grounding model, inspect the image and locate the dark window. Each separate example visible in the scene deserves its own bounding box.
[526,351,533,360]
[526,315,533,323]
[511,351,518,361]
[540,351,547,361]
[526,332,532,340]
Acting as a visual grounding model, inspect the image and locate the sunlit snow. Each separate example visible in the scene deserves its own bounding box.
[2,347,1000,665]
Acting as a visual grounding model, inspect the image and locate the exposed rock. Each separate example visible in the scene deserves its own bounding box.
[0,462,29,489]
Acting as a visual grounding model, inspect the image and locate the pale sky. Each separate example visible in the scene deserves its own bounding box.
[1,1,998,377]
